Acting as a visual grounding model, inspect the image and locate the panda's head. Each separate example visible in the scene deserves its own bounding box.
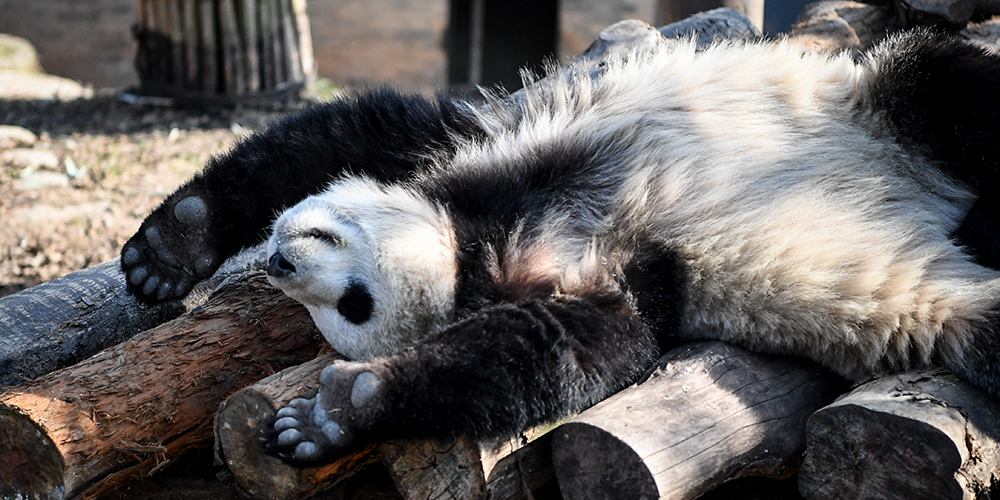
[266,178,459,360]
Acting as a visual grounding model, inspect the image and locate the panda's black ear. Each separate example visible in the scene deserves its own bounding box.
[338,281,374,324]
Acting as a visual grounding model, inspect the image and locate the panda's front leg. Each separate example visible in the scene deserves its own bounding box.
[268,359,391,464]
[267,295,662,466]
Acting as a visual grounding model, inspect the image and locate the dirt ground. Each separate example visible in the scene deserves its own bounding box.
[0,94,295,297]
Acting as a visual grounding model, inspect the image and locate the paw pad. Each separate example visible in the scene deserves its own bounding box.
[172,196,208,227]
[351,371,381,408]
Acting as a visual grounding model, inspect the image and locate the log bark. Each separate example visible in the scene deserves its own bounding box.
[380,431,554,500]
[895,0,976,28]
[658,6,762,45]
[799,368,1000,500]
[0,246,268,389]
[786,1,898,53]
[214,352,382,499]
[0,273,325,500]
[550,341,846,500]
[507,11,759,107]
[0,259,185,388]
[659,0,764,31]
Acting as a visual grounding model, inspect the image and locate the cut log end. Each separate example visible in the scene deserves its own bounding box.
[215,389,295,499]
[801,403,966,500]
[214,353,378,499]
[551,422,658,500]
[0,405,64,500]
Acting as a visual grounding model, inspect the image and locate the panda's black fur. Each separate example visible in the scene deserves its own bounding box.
[123,28,1000,465]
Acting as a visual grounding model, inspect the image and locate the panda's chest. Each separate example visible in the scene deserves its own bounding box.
[304,304,413,360]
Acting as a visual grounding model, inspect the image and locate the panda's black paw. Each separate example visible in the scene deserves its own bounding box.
[121,195,221,302]
[267,361,385,466]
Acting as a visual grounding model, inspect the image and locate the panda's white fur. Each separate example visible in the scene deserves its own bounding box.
[268,177,459,359]
[122,27,1000,462]
[268,36,1000,383]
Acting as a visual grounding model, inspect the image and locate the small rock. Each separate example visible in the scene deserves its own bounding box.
[1,148,59,169]
[16,171,69,190]
[0,125,37,146]
[0,34,42,73]
[0,70,92,100]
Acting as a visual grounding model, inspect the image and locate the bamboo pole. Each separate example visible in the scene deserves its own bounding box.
[291,0,314,84]
[198,0,218,92]
[242,0,261,92]
[270,0,286,85]
[259,0,276,89]
[168,0,185,84]
[183,0,200,88]
[281,0,303,83]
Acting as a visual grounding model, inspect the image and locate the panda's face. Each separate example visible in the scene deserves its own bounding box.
[266,178,459,360]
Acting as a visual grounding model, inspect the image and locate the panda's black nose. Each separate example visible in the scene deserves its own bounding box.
[267,252,297,278]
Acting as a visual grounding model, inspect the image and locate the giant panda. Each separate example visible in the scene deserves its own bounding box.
[121,27,1000,465]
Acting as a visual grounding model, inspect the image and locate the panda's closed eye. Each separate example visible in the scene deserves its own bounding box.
[300,228,343,246]
[337,281,374,325]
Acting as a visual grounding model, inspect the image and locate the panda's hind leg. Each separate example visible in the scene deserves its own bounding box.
[865,29,1000,268]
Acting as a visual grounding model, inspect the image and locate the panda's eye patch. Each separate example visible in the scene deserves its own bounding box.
[337,281,373,324]
[301,228,343,246]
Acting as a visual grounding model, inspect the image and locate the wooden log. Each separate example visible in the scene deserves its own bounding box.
[799,368,1000,500]
[550,341,846,500]
[657,7,761,47]
[0,273,326,500]
[786,1,898,53]
[217,352,554,500]
[896,0,976,28]
[380,431,554,500]
[0,259,184,388]
[482,432,554,500]
[0,245,267,389]
[214,352,382,499]
[659,0,765,31]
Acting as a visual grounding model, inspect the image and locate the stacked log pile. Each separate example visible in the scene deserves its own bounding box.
[7,4,1000,500]
[133,0,315,103]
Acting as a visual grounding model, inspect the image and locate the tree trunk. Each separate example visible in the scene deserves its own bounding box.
[799,368,1000,500]
[0,273,324,500]
[550,341,847,500]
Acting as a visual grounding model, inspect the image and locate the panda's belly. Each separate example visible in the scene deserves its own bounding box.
[665,180,986,381]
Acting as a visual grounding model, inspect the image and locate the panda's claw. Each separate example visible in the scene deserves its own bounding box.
[267,360,388,466]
